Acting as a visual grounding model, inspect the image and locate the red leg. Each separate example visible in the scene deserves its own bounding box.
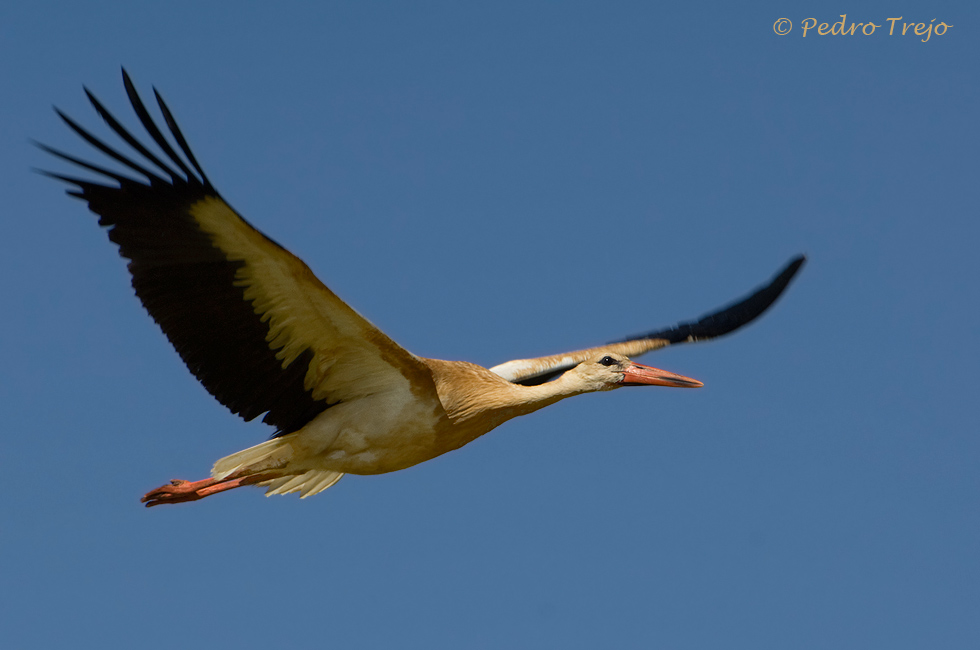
[141,473,273,507]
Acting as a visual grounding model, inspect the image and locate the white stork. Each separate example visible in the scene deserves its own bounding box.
[39,70,805,506]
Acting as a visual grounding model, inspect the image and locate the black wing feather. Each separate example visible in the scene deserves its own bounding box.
[120,70,202,184]
[153,87,212,187]
[39,70,328,436]
[614,255,806,345]
[509,255,806,387]
[83,87,182,183]
[55,108,167,184]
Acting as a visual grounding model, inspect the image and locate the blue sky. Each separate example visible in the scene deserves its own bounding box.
[2,2,978,648]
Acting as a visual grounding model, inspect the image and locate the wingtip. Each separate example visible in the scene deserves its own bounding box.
[32,167,83,189]
[122,68,139,102]
[779,254,807,285]
[83,86,107,116]
[82,86,105,112]
[760,255,807,306]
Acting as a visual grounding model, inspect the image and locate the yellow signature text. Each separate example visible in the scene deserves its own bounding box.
[800,15,952,42]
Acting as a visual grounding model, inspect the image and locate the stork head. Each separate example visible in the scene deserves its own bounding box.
[571,352,704,392]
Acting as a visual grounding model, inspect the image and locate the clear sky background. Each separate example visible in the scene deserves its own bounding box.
[2,2,977,648]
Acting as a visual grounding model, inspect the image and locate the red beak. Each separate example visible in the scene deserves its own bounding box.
[620,362,703,388]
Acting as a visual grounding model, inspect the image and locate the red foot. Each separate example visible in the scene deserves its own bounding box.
[141,474,272,507]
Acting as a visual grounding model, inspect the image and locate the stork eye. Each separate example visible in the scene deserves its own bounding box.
[598,355,617,367]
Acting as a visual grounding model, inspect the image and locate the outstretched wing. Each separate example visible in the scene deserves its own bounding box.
[40,69,437,436]
[490,256,806,386]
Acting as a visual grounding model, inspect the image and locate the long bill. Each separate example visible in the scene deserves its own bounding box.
[620,362,704,388]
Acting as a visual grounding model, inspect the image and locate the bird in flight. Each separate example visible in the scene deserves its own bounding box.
[39,70,805,507]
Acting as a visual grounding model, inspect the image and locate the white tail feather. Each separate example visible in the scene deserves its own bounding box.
[211,437,293,480]
[259,470,344,498]
[300,471,345,497]
[212,438,344,499]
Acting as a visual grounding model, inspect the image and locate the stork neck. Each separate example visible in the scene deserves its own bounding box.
[427,358,592,428]
[469,371,594,431]
[509,373,590,414]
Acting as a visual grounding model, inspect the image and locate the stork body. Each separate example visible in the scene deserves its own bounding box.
[40,71,805,506]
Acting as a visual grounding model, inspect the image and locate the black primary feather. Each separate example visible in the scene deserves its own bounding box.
[614,255,806,345]
[511,255,806,387]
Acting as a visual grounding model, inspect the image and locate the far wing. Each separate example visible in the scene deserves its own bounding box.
[490,256,805,386]
[40,70,438,436]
